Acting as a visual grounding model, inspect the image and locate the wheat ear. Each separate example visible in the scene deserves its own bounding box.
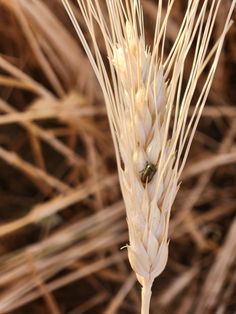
[61,1,235,313]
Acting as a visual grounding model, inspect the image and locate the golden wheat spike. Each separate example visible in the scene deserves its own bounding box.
[61,1,235,313]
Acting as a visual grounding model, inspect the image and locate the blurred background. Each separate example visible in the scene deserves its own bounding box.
[0,0,235,313]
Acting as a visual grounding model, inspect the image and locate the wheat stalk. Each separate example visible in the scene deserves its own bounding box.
[61,0,235,313]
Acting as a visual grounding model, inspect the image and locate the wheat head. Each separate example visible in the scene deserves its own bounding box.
[61,0,235,313]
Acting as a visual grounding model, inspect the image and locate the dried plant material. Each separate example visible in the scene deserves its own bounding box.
[195,217,236,314]
[0,92,105,125]
[0,0,236,313]
[0,202,126,313]
[61,0,235,313]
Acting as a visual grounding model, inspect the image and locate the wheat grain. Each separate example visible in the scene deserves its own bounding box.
[61,0,235,313]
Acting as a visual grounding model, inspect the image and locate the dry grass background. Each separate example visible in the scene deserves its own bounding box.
[0,0,235,313]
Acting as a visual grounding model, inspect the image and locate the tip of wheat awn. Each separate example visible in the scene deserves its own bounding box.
[61,0,236,313]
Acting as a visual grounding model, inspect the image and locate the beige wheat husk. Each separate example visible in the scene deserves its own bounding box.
[61,0,235,313]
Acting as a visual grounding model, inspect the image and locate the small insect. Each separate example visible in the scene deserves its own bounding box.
[140,162,157,184]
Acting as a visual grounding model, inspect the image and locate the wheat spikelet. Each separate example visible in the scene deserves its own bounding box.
[61,0,235,313]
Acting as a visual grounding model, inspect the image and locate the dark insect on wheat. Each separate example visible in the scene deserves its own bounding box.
[140,163,157,183]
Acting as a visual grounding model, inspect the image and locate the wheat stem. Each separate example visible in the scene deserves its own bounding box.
[141,280,152,314]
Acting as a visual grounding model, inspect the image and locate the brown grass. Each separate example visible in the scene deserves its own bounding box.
[0,1,235,313]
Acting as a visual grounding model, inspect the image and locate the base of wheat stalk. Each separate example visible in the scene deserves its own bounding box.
[141,281,152,314]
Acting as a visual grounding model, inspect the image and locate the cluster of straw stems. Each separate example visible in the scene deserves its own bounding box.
[61,0,235,313]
